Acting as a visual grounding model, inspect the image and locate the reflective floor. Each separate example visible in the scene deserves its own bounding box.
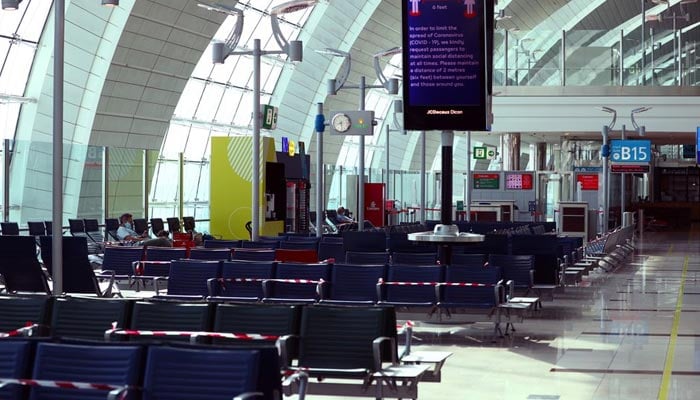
[399,228,700,400]
[302,227,700,399]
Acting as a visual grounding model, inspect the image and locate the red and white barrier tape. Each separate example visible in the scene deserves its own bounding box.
[0,378,122,391]
[378,279,438,286]
[218,278,266,283]
[105,329,278,341]
[439,282,496,287]
[378,279,494,287]
[261,278,324,284]
[396,320,414,331]
[0,323,38,338]
[217,278,323,284]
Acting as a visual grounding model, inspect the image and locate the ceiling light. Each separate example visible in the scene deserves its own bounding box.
[101,0,118,6]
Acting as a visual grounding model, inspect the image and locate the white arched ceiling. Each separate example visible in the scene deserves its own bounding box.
[9,0,136,223]
[90,0,227,150]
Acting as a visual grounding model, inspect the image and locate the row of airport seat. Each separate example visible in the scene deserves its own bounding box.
[560,226,636,285]
[0,340,275,400]
[0,297,441,399]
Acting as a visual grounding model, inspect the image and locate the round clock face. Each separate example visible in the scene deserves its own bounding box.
[332,113,352,133]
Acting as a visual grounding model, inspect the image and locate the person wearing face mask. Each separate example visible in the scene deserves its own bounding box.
[117,213,172,247]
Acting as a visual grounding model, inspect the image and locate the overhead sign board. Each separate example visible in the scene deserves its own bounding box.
[473,146,487,159]
[611,164,650,173]
[401,0,493,131]
[610,139,651,163]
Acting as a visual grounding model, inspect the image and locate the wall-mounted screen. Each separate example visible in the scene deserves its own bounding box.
[576,173,599,191]
[401,0,493,131]
[504,172,533,190]
[473,173,499,189]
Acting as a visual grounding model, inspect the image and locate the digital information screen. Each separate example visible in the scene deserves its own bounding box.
[473,173,499,189]
[504,172,533,190]
[402,0,492,131]
[576,173,599,191]
[696,127,700,164]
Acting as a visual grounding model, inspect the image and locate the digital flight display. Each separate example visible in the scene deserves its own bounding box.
[402,0,493,131]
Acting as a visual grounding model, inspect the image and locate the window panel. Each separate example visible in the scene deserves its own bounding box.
[229,56,254,87]
[15,1,51,40]
[183,162,203,201]
[214,87,244,123]
[0,103,20,140]
[161,123,190,157]
[183,126,210,160]
[151,160,180,202]
[1,45,34,94]
[232,91,254,127]
[173,80,205,118]
[194,82,225,121]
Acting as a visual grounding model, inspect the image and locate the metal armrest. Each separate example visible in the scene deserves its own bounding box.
[505,279,514,302]
[281,371,308,400]
[153,276,169,294]
[233,392,264,400]
[277,334,299,368]
[372,336,397,371]
[98,270,116,297]
[207,277,218,297]
[316,279,327,300]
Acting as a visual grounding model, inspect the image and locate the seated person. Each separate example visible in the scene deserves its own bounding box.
[335,207,354,224]
[117,213,172,247]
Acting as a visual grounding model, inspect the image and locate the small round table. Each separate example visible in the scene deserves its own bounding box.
[407,231,485,264]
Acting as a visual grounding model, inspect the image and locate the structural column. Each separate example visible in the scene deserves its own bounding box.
[503,133,521,171]
[440,131,454,225]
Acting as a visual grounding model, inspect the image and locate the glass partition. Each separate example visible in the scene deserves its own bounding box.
[493,28,698,87]
[108,147,146,221]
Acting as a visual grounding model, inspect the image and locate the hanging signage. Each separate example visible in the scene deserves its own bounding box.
[473,173,499,189]
[611,164,650,173]
[473,146,487,159]
[262,105,278,130]
[610,139,651,163]
[402,0,493,131]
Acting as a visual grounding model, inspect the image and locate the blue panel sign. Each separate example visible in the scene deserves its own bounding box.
[610,139,651,163]
[402,0,493,131]
[697,127,700,164]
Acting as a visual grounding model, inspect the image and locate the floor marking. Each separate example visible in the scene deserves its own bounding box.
[658,255,689,400]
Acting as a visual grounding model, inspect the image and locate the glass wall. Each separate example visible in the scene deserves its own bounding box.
[494,28,699,87]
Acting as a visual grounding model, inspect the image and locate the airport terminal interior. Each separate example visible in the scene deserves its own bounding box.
[1,0,700,399]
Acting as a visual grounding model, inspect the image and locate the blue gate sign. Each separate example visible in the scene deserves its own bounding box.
[610,139,651,163]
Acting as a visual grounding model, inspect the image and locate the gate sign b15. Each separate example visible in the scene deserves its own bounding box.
[610,139,651,163]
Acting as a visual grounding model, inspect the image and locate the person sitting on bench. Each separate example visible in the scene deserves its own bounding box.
[117,213,172,247]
